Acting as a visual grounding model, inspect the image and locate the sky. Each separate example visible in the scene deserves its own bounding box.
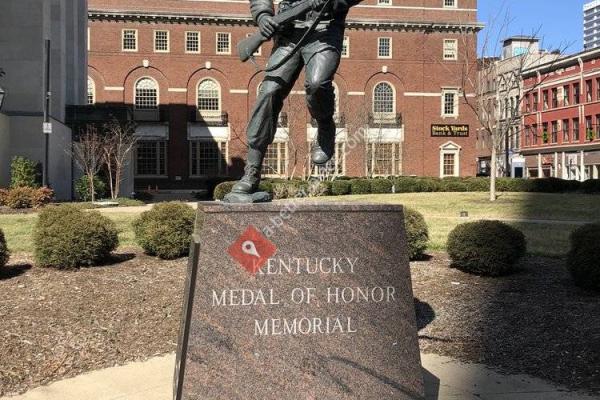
[478,0,587,56]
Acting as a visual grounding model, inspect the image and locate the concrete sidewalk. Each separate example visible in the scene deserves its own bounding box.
[2,353,598,400]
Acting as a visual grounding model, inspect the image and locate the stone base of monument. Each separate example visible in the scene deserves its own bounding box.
[174,202,424,400]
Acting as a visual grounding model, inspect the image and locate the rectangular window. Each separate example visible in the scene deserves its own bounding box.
[444,0,456,8]
[186,31,200,53]
[543,90,549,110]
[573,118,580,141]
[341,36,350,58]
[525,96,531,113]
[533,92,538,111]
[525,126,531,146]
[532,124,538,144]
[586,79,593,102]
[311,142,346,176]
[574,83,581,104]
[216,32,231,54]
[262,142,288,177]
[551,121,558,143]
[154,30,169,52]
[586,116,593,140]
[190,140,227,176]
[563,119,570,142]
[542,122,549,143]
[596,78,600,101]
[367,142,402,176]
[377,37,392,58]
[563,85,570,106]
[443,153,456,176]
[596,115,600,139]
[122,29,138,51]
[551,88,558,108]
[442,89,458,116]
[135,141,167,176]
[443,39,458,60]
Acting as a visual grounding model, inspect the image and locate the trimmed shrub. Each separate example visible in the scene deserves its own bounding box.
[331,180,351,195]
[581,179,600,194]
[307,180,329,197]
[566,223,600,291]
[415,177,442,192]
[440,178,468,192]
[213,181,235,200]
[463,177,489,192]
[0,189,7,206]
[75,175,107,201]
[272,183,291,199]
[447,220,526,276]
[133,202,195,259]
[392,177,420,193]
[33,205,118,268]
[350,179,371,194]
[527,177,580,193]
[404,208,429,260]
[258,180,274,195]
[0,229,9,268]
[371,178,393,194]
[10,156,40,188]
[3,187,54,209]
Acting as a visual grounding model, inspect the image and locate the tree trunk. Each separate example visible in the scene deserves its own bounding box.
[89,173,96,203]
[107,162,115,200]
[114,164,122,199]
[490,148,497,202]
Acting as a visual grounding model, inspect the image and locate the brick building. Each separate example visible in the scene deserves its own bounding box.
[87,0,482,192]
[521,47,600,180]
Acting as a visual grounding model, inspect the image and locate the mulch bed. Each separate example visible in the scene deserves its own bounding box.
[0,251,598,396]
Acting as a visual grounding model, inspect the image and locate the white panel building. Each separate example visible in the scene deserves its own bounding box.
[585,0,600,50]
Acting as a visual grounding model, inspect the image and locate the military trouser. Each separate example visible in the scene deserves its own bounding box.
[245,26,343,167]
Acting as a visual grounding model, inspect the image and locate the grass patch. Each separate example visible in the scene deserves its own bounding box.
[315,192,599,257]
[0,210,137,253]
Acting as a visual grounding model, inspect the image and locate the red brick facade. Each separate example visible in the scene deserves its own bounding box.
[522,48,600,180]
[88,0,481,189]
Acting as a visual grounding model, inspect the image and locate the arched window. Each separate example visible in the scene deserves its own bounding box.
[197,79,221,117]
[135,77,158,110]
[373,82,395,115]
[87,77,96,105]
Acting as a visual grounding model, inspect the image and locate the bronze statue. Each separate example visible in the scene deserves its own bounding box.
[224,0,361,203]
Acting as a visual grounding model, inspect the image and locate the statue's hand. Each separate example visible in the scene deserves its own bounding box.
[309,0,326,10]
[258,14,279,38]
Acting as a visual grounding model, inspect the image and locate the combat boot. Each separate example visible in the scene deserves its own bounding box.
[231,163,262,194]
[311,118,336,165]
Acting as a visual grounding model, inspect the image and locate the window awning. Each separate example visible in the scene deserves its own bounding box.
[187,123,229,140]
[134,123,169,139]
[366,127,403,142]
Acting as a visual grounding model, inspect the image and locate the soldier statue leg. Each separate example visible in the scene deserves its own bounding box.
[302,46,341,165]
[227,41,303,201]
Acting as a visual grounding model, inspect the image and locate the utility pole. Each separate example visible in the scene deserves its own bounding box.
[42,39,51,187]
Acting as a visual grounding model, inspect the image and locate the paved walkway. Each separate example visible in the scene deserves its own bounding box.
[2,353,598,400]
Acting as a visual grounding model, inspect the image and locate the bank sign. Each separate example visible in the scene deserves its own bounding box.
[431,124,469,137]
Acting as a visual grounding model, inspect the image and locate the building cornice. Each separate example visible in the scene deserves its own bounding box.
[88,9,484,33]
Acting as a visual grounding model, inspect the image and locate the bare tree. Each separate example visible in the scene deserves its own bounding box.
[103,119,137,199]
[453,9,567,201]
[73,125,104,202]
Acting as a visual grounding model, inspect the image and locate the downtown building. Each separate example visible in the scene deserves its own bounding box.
[521,47,600,180]
[86,0,482,193]
[585,0,600,50]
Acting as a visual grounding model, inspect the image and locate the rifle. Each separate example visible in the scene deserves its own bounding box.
[237,0,314,63]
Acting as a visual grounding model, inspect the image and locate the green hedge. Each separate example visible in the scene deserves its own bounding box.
[567,223,600,291]
[447,220,527,276]
[133,202,195,259]
[404,208,429,260]
[212,176,596,200]
[33,205,119,268]
[0,229,9,268]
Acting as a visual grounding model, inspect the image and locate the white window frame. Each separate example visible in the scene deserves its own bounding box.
[262,141,289,178]
[189,139,228,177]
[372,81,396,122]
[366,141,402,177]
[441,88,459,117]
[153,30,170,53]
[185,31,201,54]
[443,39,458,61]
[216,32,232,55]
[440,141,461,178]
[122,29,138,52]
[87,77,96,105]
[377,37,392,59]
[341,36,350,58]
[197,78,222,120]
[443,0,457,8]
[134,77,160,110]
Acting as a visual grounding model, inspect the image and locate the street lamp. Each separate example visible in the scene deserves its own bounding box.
[0,86,5,111]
